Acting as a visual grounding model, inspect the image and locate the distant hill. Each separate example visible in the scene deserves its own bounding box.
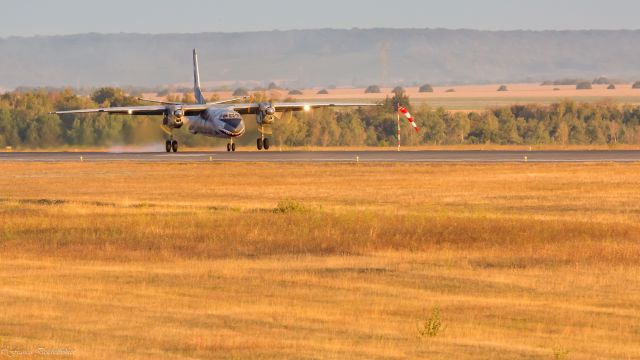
[2,29,640,89]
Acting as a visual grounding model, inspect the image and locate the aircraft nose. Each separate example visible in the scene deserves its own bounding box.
[224,119,245,136]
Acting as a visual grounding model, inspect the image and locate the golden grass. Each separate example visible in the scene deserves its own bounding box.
[1,162,639,359]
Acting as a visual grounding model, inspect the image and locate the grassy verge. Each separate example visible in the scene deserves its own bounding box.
[0,163,639,359]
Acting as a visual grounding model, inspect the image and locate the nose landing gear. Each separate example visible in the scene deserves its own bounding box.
[161,125,178,153]
[227,139,236,152]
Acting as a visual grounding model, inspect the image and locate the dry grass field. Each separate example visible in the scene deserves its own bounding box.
[158,83,640,111]
[1,162,639,359]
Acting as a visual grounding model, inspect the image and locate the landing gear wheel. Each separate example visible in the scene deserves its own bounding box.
[165,140,171,153]
[227,143,231,152]
[231,143,236,152]
[257,138,263,150]
[171,140,178,153]
[263,138,270,150]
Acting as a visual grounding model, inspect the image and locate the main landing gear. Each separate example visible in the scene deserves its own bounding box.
[257,125,271,150]
[257,137,270,150]
[227,139,236,152]
[165,139,178,153]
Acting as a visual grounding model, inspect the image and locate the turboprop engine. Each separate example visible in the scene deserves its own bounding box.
[163,105,185,129]
[256,102,277,125]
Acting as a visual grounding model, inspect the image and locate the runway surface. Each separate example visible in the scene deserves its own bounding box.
[2,150,640,163]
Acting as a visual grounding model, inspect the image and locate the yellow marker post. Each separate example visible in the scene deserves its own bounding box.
[524,155,528,162]
[80,156,83,162]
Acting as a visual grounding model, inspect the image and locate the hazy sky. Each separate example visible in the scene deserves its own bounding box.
[1,0,638,37]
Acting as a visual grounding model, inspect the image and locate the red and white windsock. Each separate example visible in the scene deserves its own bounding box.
[399,106,419,132]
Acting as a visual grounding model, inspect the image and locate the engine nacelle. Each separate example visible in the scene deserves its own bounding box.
[256,102,276,125]
[163,106,184,129]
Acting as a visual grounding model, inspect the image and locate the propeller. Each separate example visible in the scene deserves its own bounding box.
[257,102,278,125]
[163,104,185,128]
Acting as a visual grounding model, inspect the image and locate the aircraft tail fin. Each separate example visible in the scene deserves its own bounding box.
[193,49,206,105]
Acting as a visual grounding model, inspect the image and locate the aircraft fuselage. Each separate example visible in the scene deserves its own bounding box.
[187,107,245,138]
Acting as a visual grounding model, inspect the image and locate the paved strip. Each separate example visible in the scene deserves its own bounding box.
[2,151,640,163]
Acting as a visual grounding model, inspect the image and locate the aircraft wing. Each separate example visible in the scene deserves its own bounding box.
[51,104,210,116]
[229,102,378,115]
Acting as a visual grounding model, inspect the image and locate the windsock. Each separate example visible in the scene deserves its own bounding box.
[399,107,419,132]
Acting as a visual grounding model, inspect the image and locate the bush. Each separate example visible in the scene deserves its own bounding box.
[607,84,616,90]
[419,84,434,93]
[540,80,553,86]
[417,306,444,338]
[576,82,592,90]
[364,85,381,94]
[288,89,303,95]
[267,82,279,90]
[497,85,508,91]
[445,88,456,93]
[553,88,561,91]
[274,200,307,213]
[632,81,640,89]
[317,89,329,95]
[232,88,249,96]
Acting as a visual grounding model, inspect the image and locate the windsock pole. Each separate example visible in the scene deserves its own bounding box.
[397,103,401,151]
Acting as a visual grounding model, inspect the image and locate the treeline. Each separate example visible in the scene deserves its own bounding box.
[278,94,640,146]
[2,88,640,148]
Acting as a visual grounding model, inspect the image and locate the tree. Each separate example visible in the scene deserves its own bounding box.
[496,108,521,144]
[392,86,405,98]
[91,87,138,107]
[317,89,329,95]
[288,89,303,95]
[576,82,592,90]
[337,112,366,146]
[632,81,640,89]
[497,85,508,92]
[364,85,381,94]
[446,112,470,143]
[419,84,434,93]
[556,122,569,145]
[470,112,499,143]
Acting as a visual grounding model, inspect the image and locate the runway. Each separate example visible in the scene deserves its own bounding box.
[2,150,640,163]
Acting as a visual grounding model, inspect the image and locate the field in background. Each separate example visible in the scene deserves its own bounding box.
[146,83,640,111]
[1,162,639,359]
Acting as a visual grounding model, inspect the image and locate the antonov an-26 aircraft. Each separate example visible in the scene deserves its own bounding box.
[53,49,377,152]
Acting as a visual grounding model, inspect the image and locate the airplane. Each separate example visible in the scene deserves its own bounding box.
[52,49,378,152]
